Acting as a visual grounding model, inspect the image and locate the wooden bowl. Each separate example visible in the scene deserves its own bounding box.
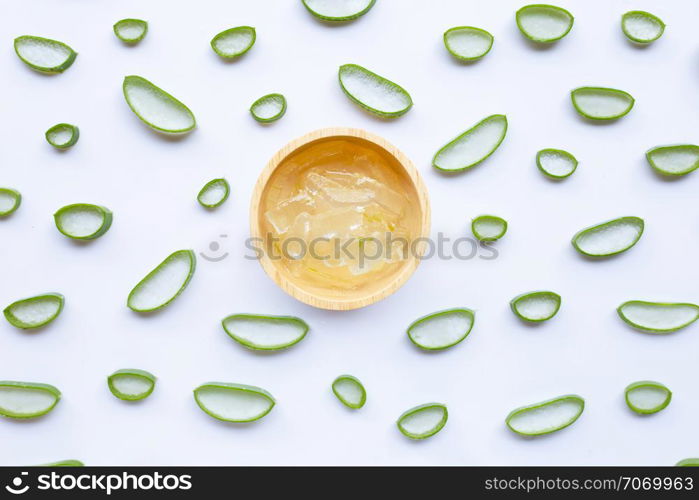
[250,128,430,310]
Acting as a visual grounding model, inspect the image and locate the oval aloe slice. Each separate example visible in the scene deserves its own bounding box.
[622,11,665,44]
[536,148,578,179]
[625,381,671,415]
[302,0,376,21]
[0,381,61,419]
[516,4,574,43]
[677,459,699,467]
[108,369,156,401]
[443,26,494,61]
[0,188,21,217]
[222,314,309,351]
[433,114,508,172]
[506,394,584,436]
[646,145,699,176]
[193,382,275,422]
[4,293,64,330]
[511,291,561,322]
[396,403,448,440]
[617,301,699,334]
[571,216,644,257]
[54,203,112,240]
[45,123,79,149]
[198,178,230,208]
[14,35,77,73]
[37,460,84,467]
[127,249,196,312]
[407,308,475,350]
[211,26,256,58]
[472,215,507,241]
[338,64,413,118]
[250,93,287,123]
[571,87,635,121]
[113,19,148,43]
[122,75,196,134]
[332,375,366,409]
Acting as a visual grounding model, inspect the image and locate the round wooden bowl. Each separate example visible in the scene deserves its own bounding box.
[250,128,430,310]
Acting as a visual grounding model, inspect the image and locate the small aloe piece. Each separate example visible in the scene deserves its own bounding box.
[407,308,475,350]
[511,291,561,322]
[433,115,507,172]
[646,145,699,176]
[397,403,448,440]
[506,394,584,436]
[127,250,196,312]
[211,26,256,58]
[222,314,309,351]
[302,0,376,21]
[622,11,665,44]
[677,459,699,467]
[113,19,148,43]
[122,75,196,134]
[45,123,79,149]
[4,293,64,330]
[472,215,507,241]
[443,26,494,61]
[332,375,366,409]
[193,382,275,422]
[516,4,574,43]
[571,87,635,121]
[37,460,84,467]
[536,149,578,179]
[0,381,61,419]
[198,178,230,208]
[14,35,77,73]
[338,64,413,118]
[54,203,112,240]
[625,381,671,415]
[617,301,699,334]
[0,188,21,217]
[571,216,644,257]
[250,93,287,123]
[108,369,156,401]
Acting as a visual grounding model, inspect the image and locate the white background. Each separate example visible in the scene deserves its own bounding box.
[2,0,698,466]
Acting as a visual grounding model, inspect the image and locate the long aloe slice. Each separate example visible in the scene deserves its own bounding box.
[127,250,196,312]
[222,314,309,350]
[0,188,21,217]
[37,460,84,467]
[571,216,644,257]
[433,115,508,172]
[45,123,79,149]
[122,76,196,134]
[198,178,230,208]
[14,36,77,73]
[571,87,634,121]
[211,26,256,58]
[113,19,148,43]
[108,369,156,401]
[332,375,366,409]
[407,308,475,350]
[0,381,61,419]
[250,93,287,123]
[506,394,584,436]
[617,301,699,334]
[625,381,671,415]
[396,403,448,440]
[537,148,577,179]
[193,382,275,422]
[472,215,507,241]
[443,27,494,61]
[511,291,561,322]
[622,11,665,44]
[516,5,574,43]
[338,64,413,118]
[677,459,699,467]
[302,0,376,21]
[54,203,112,240]
[4,293,64,329]
[646,145,699,176]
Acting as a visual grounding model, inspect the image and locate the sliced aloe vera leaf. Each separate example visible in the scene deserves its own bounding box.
[511,291,561,322]
[113,19,148,43]
[536,148,578,179]
[571,216,644,257]
[210,26,256,58]
[506,394,584,436]
[677,459,699,467]
[45,123,79,149]
[516,4,574,43]
[622,11,665,44]
[646,145,699,176]
[0,188,21,217]
[222,314,309,351]
[302,0,376,21]
[0,381,61,419]
[14,36,77,73]
[396,403,448,440]
[54,203,112,240]
[332,375,366,409]
[122,75,196,134]
[571,87,635,121]
[3,293,64,330]
[472,215,508,242]
[193,382,275,422]
[198,178,230,208]
[127,249,196,312]
[407,308,475,351]
[338,64,413,118]
[443,26,494,61]
[625,381,671,415]
[250,93,287,123]
[37,460,84,467]
[108,369,156,401]
[617,300,699,334]
[432,114,508,172]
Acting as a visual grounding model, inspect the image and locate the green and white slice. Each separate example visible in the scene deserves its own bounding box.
[113,19,148,43]
[211,26,256,58]
[122,75,196,134]
[45,123,79,149]
[338,64,413,118]
[443,27,494,61]
[37,460,84,467]
[127,249,196,312]
[108,369,156,401]
[571,87,635,121]
[250,93,287,123]
[193,382,275,422]
[571,216,644,257]
[516,4,574,43]
[536,149,578,179]
[332,375,366,409]
[506,394,584,436]
[302,0,376,21]
[0,381,61,419]
[625,381,671,415]
[472,215,507,241]
[677,459,699,467]
[396,403,448,440]
[407,308,475,350]
[433,115,508,172]
[0,188,21,217]
[14,35,77,73]
[198,178,230,208]
[54,203,112,240]
[4,293,64,329]
[646,145,699,176]
[222,314,309,350]
[622,11,665,44]
[617,301,699,334]
[511,291,561,322]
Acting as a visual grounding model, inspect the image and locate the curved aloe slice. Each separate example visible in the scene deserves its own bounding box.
[222,314,309,351]
[127,249,196,312]
[108,369,156,401]
[617,301,699,334]
[45,123,79,149]
[646,145,699,176]
[122,76,196,134]
[407,308,474,350]
[472,215,507,241]
[0,381,61,419]
[37,460,84,467]
[677,459,699,467]
[625,381,671,415]
[571,87,634,121]
[516,5,574,43]
[14,36,77,73]
[198,178,230,208]
[443,27,494,61]
[211,26,256,58]
[4,293,64,329]
[511,291,561,322]
[536,148,577,179]
[193,382,275,422]
[302,0,376,21]
[571,216,644,257]
[433,115,507,172]
[396,403,448,440]
[506,394,584,436]
[54,203,112,240]
[0,188,21,217]
[250,93,287,123]
[622,11,664,44]
[113,19,148,43]
[338,64,412,118]
[332,375,366,409]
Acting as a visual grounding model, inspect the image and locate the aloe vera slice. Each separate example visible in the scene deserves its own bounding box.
[646,145,699,176]
[37,460,84,467]
[222,314,309,351]
[338,64,413,118]
[571,216,644,257]
[516,5,574,43]
[396,403,448,440]
[617,301,699,334]
[14,36,77,73]
[536,148,577,179]
[571,87,635,121]
[432,114,508,172]
[511,291,561,322]
[198,178,230,208]
[332,375,366,409]
[108,369,156,401]
[211,26,256,58]
[622,11,665,44]
[122,76,196,134]
[0,381,61,419]
[4,293,64,330]
[443,27,494,61]
[472,215,507,241]
[407,308,475,350]
[625,381,671,415]
[250,93,287,123]
[45,123,79,149]
[193,382,275,422]
[127,249,196,312]
[0,188,21,217]
[677,459,699,467]
[113,19,148,43]
[54,203,112,240]
[302,0,376,21]
[506,394,584,436]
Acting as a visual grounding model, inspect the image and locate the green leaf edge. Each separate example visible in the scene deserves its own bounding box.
[621,11,665,44]
[472,214,508,242]
[250,93,287,123]
[571,216,644,258]
[210,26,256,58]
[571,87,635,121]
[443,26,494,61]
[113,19,148,43]
[3,293,65,330]
[536,148,578,179]
[221,313,309,351]
[35,460,84,467]
[646,145,699,177]
[13,35,77,73]
[338,63,413,118]
[0,381,61,419]
[617,300,699,334]
[122,75,196,134]
[53,203,113,240]
[0,188,22,217]
[432,114,508,172]
[127,249,196,312]
[624,380,672,415]
[407,308,475,351]
[676,458,699,467]
[510,291,562,322]
[516,4,574,43]
[107,368,157,401]
[332,374,366,409]
[506,394,585,436]
[45,123,79,149]
[197,178,230,208]
[396,402,448,440]
[301,0,376,21]
[193,382,275,422]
